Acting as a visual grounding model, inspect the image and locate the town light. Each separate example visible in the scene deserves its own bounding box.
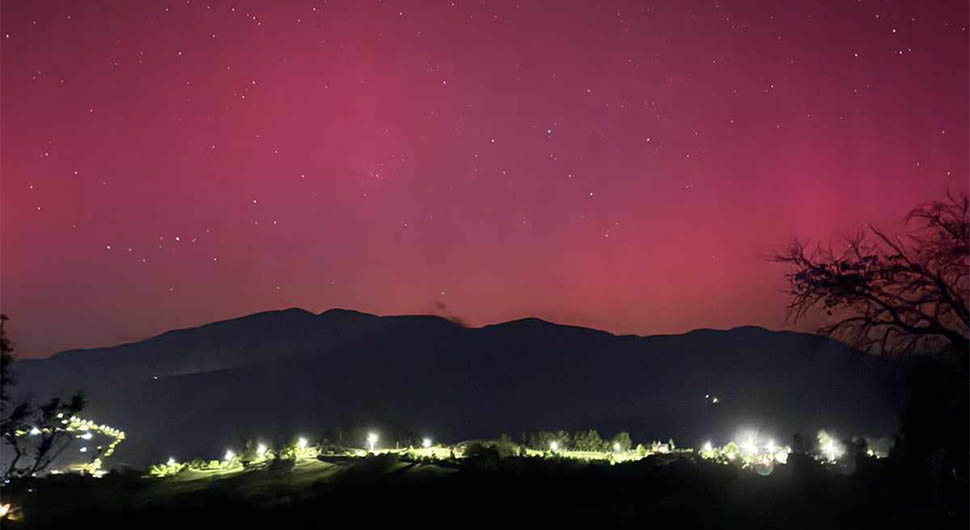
[167,457,176,466]
[422,437,433,448]
[739,432,758,455]
[224,449,236,461]
[28,427,40,436]
[256,443,268,457]
[80,432,93,440]
[701,441,714,453]
[549,441,559,452]
[613,442,622,452]
[367,432,379,452]
[297,437,308,449]
[817,430,845,462]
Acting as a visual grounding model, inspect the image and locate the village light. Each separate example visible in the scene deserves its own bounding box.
[367,432,379,452]
[549,441,559,452]
[80,432,93,440]
[422,437,433,448]
[28,427,40,436]
[224,449,236,461]
[701,441,714,453]
[739,432,758,455]
[297,436,308,449]
[256,443,268,457]
[821,439,843,461]
[79,447,88,453]
[167,457,176,466]
[817,430,845,462]
[613,442,621,452]
[764,439,777,454]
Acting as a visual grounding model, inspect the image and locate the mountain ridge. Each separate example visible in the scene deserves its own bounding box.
[10,307,905,467]
[42,307,827,363]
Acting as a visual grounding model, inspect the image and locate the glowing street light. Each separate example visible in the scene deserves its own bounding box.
[297,436,308,450]
[549,441,559,452]
[821,439,843,461]
[701,441,714,453]
[256,443,268,457]
[612,442,622,452]
[764,439,777,454]
[367,432,379,452]
[422,437,433,448]
[167,457,177,466]
[739,432,758,455]
[80,432,93,440]
[817,430,845,462]
[28,427,40,436]
[224,449,236,461]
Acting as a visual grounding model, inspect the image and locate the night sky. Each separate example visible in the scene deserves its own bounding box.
[2,0,967,357]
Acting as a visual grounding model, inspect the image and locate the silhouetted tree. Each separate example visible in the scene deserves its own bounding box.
[776,195,969,489]
[774,193,969,367]
[572,429,606,451]
[0,314,88,478]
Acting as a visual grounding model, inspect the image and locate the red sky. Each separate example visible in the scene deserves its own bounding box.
[2,0,967,357]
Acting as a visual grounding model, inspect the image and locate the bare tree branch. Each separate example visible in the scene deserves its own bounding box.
[773,194,969,366]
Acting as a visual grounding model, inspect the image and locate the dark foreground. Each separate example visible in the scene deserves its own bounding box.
[2,453,967,530]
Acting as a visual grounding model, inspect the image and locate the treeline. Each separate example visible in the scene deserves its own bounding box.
[467,430,676,454]
[518,429,633,452]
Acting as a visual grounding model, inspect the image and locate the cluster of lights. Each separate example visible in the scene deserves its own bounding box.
[147,426,875,480]
[13,415,126,476]
[699,430,791,469]
[153,435,326,477]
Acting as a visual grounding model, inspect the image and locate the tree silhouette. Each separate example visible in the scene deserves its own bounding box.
[774,193,969,368]
[1,314,88,478]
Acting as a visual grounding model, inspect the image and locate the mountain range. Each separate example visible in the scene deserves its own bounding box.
[9,308,905,466]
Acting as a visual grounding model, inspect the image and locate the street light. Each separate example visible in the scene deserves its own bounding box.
[224,449,236,461]
[256,443,268,457]
[612,442,622,452]
[549,441,559,452]
[367,432,379,452]
[739,431,758,455]
[422,437,433,449]
[297,436,308,450]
